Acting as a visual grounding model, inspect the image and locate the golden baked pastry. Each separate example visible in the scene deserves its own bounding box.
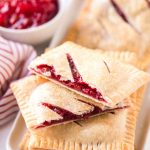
[28,42,149,108]
[64,0,150,62]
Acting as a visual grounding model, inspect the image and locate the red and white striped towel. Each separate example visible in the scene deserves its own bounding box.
[0,36,37,126]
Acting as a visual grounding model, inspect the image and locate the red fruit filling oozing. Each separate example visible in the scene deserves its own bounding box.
[66,53,83,82]
[32,53,107,103]
[0,0,58,29]
[35,101,127,128]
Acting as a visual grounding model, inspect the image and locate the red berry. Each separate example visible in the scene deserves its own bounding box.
[0,13,8,26]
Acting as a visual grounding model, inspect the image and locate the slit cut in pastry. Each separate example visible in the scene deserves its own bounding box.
[12,49,149,150]
[26,87,146,150]
[64,0,150,60]
[110,0,130,25]
[11,76,128,129]
[28,42,150,109]
[19,86,146,150]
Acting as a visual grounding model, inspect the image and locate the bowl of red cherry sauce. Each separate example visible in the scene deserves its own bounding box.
[0,0,65,44]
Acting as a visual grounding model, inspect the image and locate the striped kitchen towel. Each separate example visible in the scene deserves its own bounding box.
[0,36,37,126]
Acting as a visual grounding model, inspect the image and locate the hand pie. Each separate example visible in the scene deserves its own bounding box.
[28,42,149,108]
[64,0,150,59]
[11,75,128,129]
[112,0,150,38]
[27,87,146,150]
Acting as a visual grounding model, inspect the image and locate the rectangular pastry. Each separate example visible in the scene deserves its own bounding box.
[64,0,150,65]
[28,85,145,150]
[14,80,146,150]
[28,42,149,108]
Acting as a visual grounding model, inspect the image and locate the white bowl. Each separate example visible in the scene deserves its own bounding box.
[0,0,65,45]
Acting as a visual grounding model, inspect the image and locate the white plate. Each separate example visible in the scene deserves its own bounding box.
[7,113,26,150]
[7,0,150,149]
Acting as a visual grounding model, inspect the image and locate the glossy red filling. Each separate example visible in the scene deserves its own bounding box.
[35,102,127,128]
[0,0,58,29]
[32,54,107,103]
[66,53,83,82]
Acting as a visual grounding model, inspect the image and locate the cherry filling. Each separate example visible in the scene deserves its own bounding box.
[33,54,107,103]
[0,0,58,29]
[35,102,128,128]
[66,53,83,82]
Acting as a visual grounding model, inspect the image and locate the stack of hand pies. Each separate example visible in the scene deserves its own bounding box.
[11,42,150,150]
[11,0,150,149]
